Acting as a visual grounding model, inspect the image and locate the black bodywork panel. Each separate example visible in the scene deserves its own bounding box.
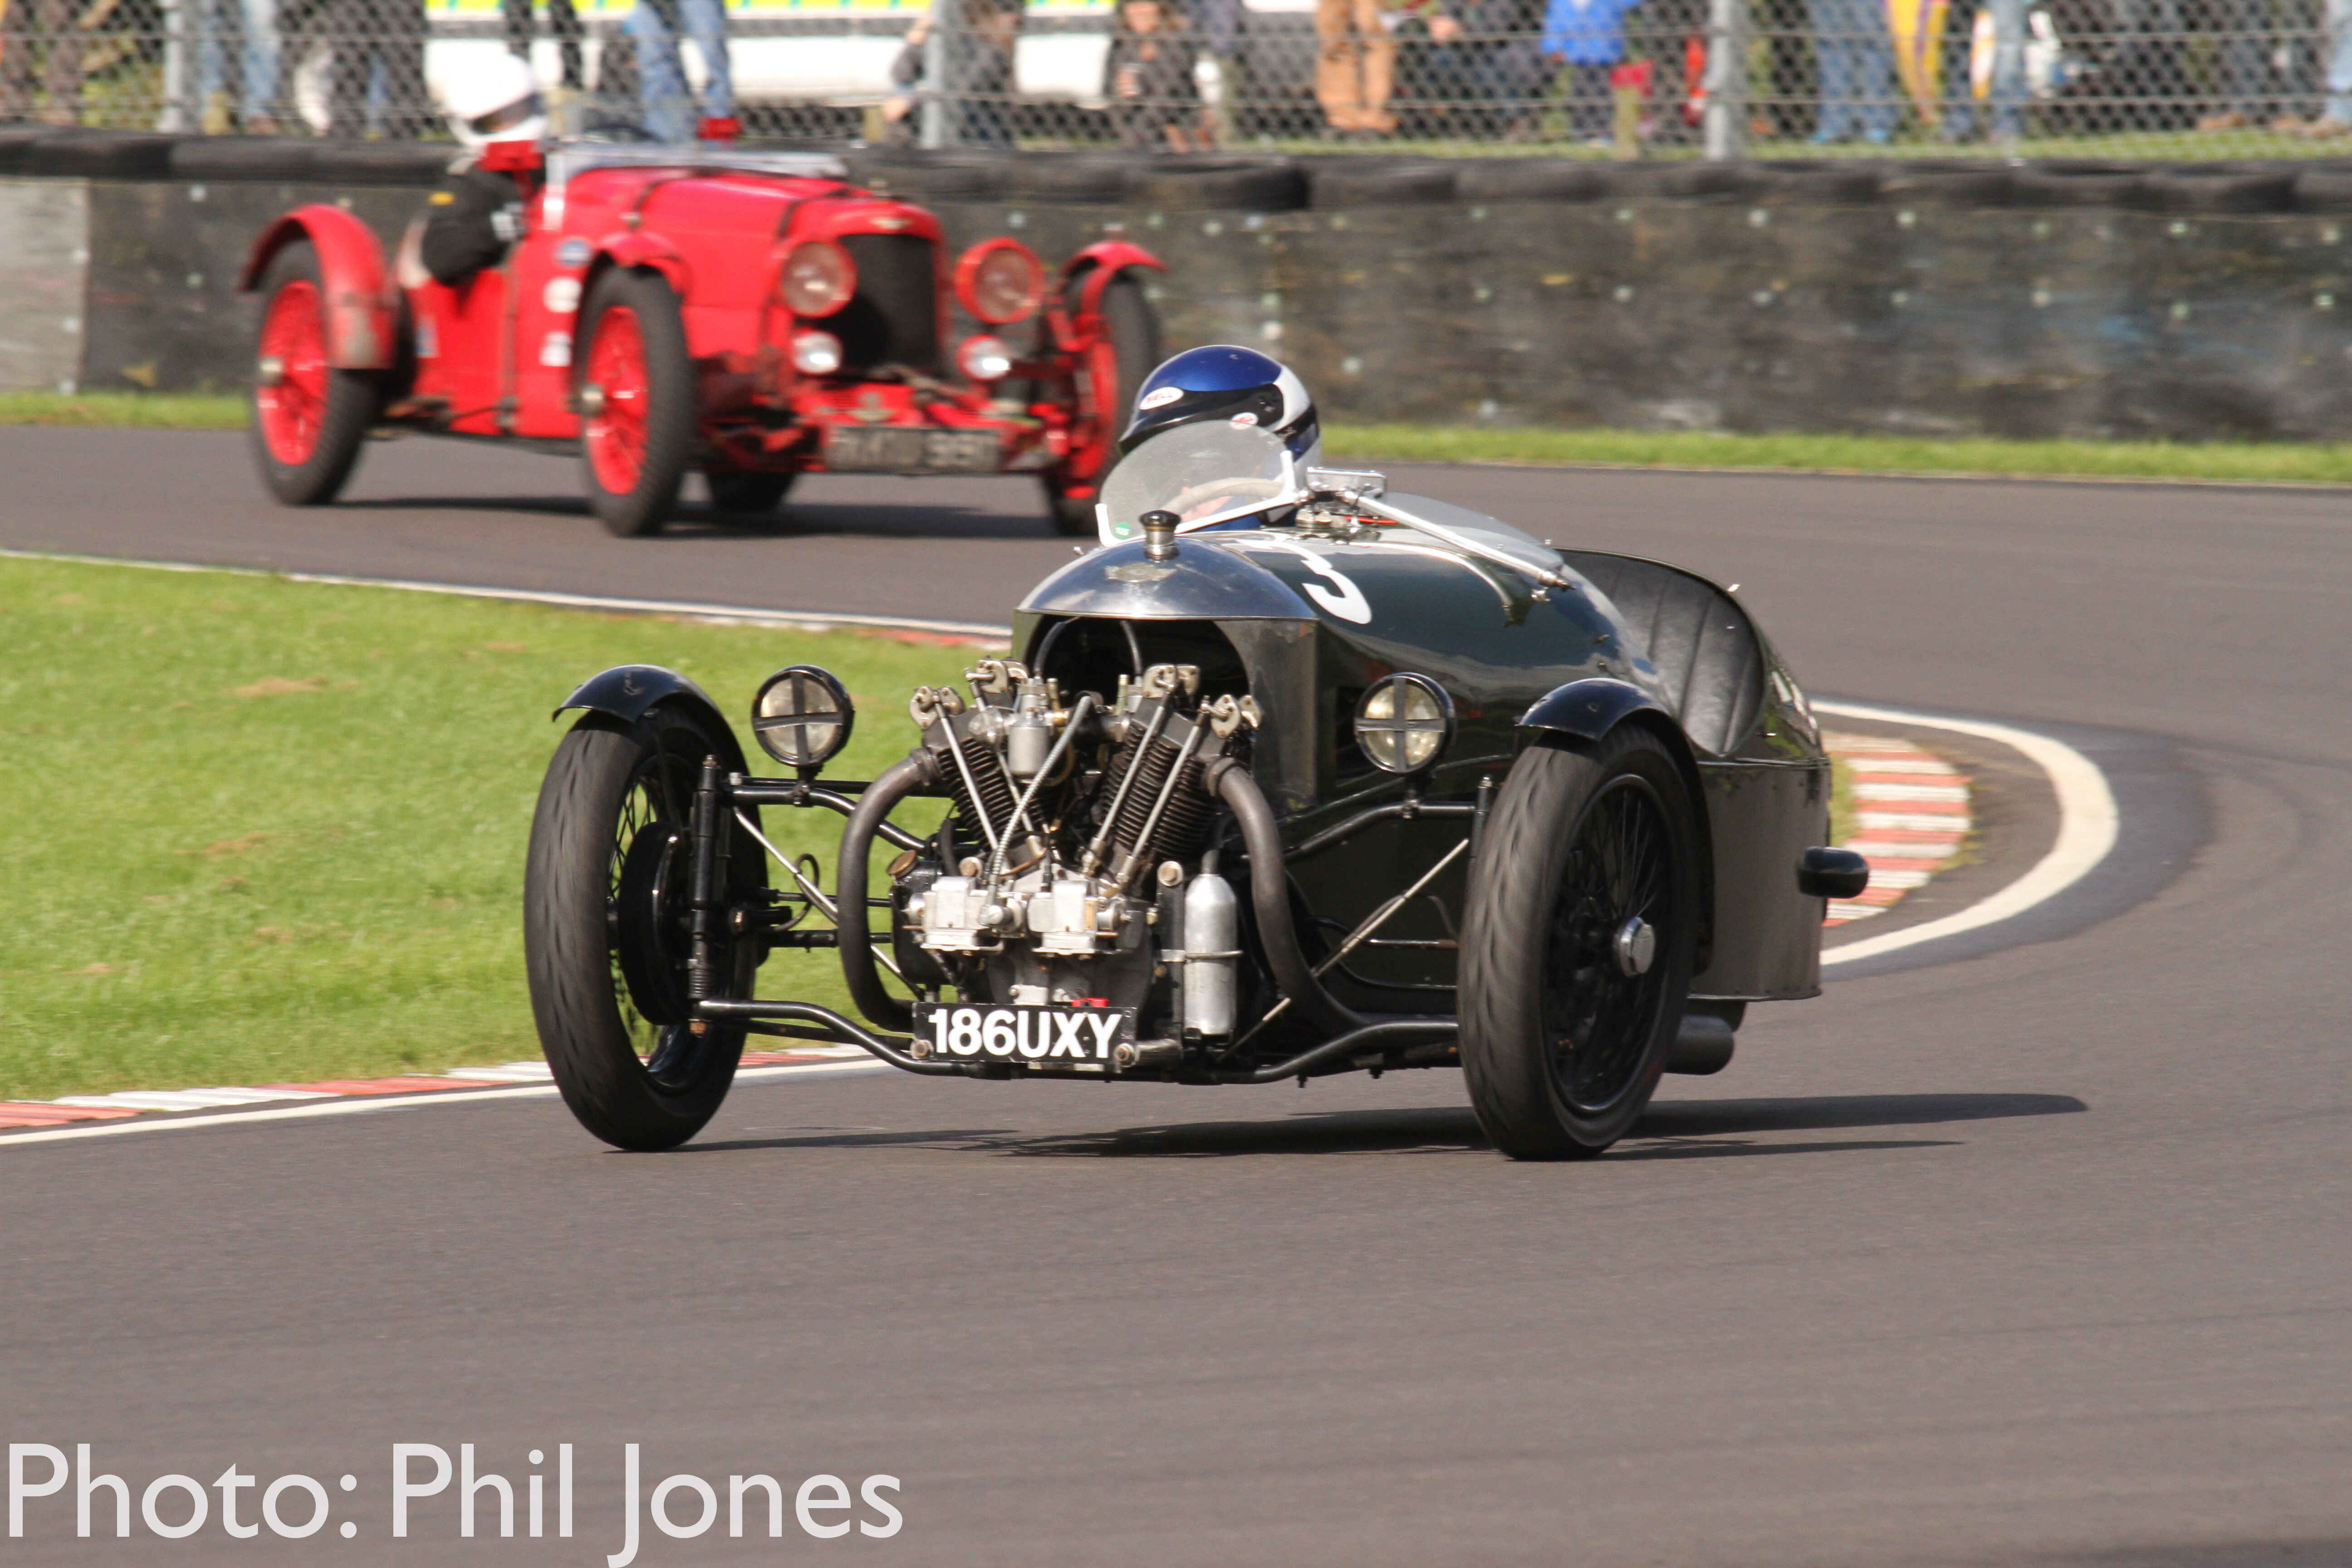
[1016,514,1831,1004]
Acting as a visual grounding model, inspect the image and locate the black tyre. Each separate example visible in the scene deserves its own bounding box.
[706,470,795,516]
[524,707,768,1151]
[1457,725,1701,1161]
[250,240,378,506]
[1042,270,1160,537]
[577,267,696,538]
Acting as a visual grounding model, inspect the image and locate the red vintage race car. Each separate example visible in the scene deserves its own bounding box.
[237,143,1165,536]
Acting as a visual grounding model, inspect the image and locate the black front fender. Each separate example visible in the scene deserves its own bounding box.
[555,665,750,774]
[1516,677,1668,744]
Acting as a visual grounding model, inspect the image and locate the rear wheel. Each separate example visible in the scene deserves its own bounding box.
[578,268,696,538]
[1458,726,1700,1160]
[249,240,377,506]
[706,470,795,516]
[1043,269,1160,538]
[524,706,768,1151]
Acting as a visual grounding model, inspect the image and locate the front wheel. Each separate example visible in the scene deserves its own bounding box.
[524,707,766,1151]
[249,240,377,505]
[1042,270,1161,538]
[578,267,696,538]
[1457,726,1701,1160]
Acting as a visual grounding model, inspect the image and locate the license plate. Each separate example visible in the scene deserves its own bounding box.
[915,1003,1132,1063]
[825,426,1001,474]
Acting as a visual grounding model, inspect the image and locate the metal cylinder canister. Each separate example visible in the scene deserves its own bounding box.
[1181,872,1240,1038]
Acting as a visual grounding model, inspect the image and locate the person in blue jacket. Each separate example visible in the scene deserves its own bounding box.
[1540,0,1632,141]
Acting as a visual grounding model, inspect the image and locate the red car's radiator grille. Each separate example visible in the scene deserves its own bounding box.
[836,235,941,374]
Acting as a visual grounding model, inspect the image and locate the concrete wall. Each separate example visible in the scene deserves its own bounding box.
[9,136,2352,440]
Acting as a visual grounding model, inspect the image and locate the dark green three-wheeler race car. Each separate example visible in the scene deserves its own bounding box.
[522,424,1867,1160]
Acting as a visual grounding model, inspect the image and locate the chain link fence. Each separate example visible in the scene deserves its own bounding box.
[6,0,2352,156]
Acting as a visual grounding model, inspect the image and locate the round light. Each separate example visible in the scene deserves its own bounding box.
[955,240,1047,326]
[752,665,855,771]
[779,240,855,318]
[1355,674,1453,774]
[791,330,843,377]
[957,334,1014,383]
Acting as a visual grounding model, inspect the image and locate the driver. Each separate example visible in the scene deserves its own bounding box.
[419,52,548,289]
[1119,345,1323,469]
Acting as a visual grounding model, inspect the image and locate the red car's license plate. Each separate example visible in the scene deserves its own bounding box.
[914,1003,1132,1063]
[825,427,1002,473]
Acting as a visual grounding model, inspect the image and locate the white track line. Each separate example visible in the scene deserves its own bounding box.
[1817,701,2120,966]
[0,1060,890,1152]
[0,549,1014,642]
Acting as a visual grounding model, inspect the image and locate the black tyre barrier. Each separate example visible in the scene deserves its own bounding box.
[843,149,1008,202]
[1628,162,1767,201]
[168,137,326,183]
[2292,167,2352,211]
[1303,156,1461,207]
[20,129,178,180]
[1880,162,2018,208]
[1755,161,1889,205]
[1453,158,1612,204]
[1132,156,1305,211]
[998,153,1138,204]
[2009,161,2154,207]
[2143,166,2301,213]
[0,125,49,173]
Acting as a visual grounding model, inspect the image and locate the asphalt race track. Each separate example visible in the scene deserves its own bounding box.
[6,427,2352,1566]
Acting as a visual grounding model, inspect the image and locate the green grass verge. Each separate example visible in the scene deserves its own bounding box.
[9,393,2352,485]
[0,392,250,429]
[0,555,978,1103]
[1324,423,2352,484]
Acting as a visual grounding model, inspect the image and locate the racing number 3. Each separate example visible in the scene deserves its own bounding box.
[931,1007,1123,1060]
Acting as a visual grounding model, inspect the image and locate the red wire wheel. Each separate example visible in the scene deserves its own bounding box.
[583,305,648,495]
[246,240,376,506]
[256,279,328,465]
[576,268,696,537]
[1039,267,1160,538]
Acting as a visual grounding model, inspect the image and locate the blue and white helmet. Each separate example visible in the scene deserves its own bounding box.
[1119,345,1322,467]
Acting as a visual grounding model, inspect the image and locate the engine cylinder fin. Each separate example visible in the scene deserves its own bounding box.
[931,730,1019,845]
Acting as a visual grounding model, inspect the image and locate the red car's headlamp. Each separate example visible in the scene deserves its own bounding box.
[779,241,855,318]
[954,239,1047,326]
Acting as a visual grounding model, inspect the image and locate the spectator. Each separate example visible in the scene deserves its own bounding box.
[503,0,585,98]
[628,0,734,141]
[1182,0,1242,141]
[1541,0,1632,142]
[327,0,431,137]
[1106,0,1205,147]
[197,0,283,133]
[1808,0,1898,142]
[1317,0,1397,136]
[1414,0,1552,140]
[939,0,1021,146]
[0,0,83,124]
[881,13,929,141]
[2281,0,2352,134]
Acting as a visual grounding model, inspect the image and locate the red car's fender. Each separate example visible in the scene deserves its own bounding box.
[1062,240,1164,320]
[239,205,397,370]
[590,232,693,298]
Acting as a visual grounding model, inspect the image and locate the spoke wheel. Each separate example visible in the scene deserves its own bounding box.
[525,707,767,1150]
[1041,270,1160,537]
[1458,726,1700,1160]
[577,267,696,537]
[248,240,377,505]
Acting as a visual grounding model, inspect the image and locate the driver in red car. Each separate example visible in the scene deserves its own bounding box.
[420,52,548,288]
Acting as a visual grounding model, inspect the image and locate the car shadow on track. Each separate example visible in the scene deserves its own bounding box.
[680,1093,2083,1161]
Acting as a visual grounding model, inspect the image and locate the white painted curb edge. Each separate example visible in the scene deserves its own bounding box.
[1816,700,2121,967]
[0,1058,891,1152]
[0,548,1017,641]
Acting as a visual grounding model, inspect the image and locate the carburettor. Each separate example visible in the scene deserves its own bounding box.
[895,657,1256,1043]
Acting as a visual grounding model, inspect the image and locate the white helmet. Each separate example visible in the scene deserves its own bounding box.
[440,50,546,148]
